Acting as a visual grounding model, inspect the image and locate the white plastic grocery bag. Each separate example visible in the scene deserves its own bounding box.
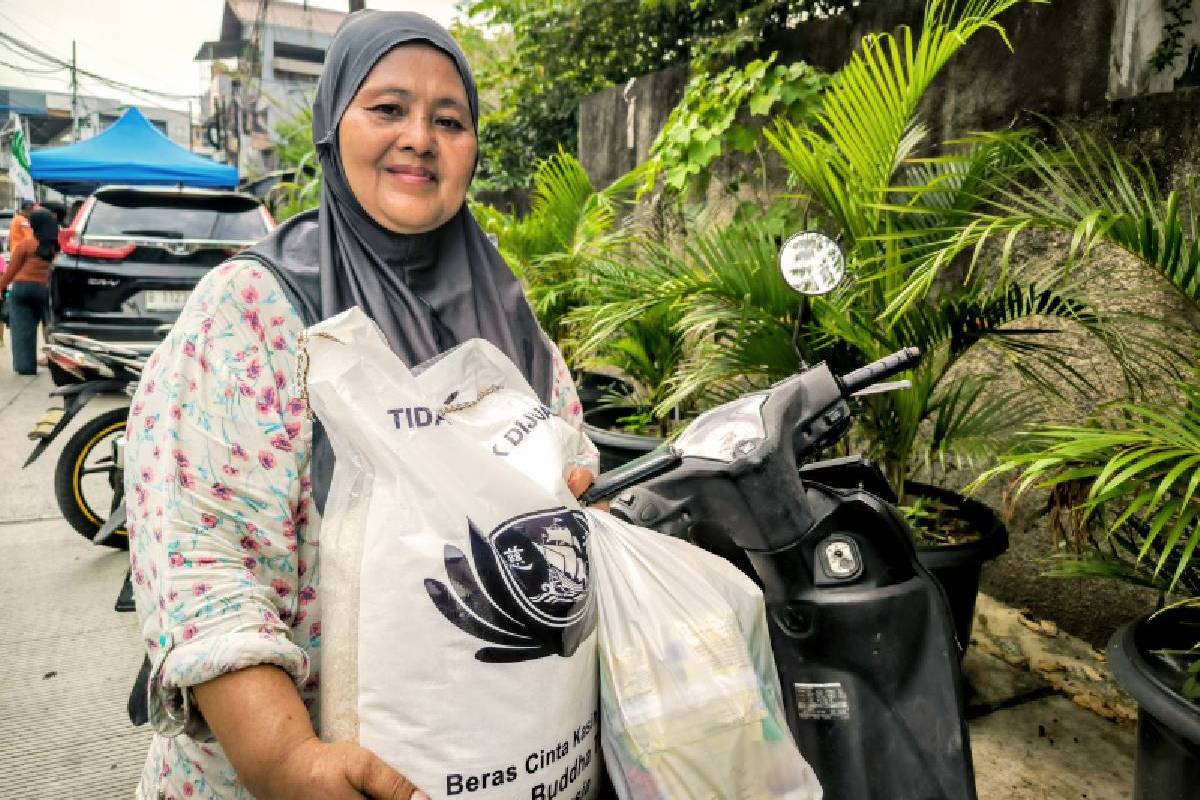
[304,307,599,800]
[585,509,822,800]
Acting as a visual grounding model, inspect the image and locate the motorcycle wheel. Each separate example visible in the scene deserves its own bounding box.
[54,407,129,548]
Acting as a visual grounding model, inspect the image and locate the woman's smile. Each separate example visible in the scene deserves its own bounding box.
[384,162,438,185]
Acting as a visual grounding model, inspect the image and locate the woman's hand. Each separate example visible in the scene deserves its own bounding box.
[194,665,428,800]
[565,467,594,499]
[269,738,429,800]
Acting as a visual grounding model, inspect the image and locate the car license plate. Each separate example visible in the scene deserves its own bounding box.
[145,290,191,311]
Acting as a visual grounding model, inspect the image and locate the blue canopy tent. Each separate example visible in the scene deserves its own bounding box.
[29,107,237,194]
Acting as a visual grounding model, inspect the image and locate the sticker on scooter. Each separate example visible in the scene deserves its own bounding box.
[794,682,850,720]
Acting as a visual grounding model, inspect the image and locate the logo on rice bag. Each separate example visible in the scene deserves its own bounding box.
[425,509,595,662]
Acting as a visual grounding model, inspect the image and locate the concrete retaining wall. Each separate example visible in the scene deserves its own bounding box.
[578,0,1139,188]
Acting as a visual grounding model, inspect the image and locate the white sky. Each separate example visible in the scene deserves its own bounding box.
[0,0,464,115]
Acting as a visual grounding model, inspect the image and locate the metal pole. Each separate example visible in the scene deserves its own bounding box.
[71,40,79,142]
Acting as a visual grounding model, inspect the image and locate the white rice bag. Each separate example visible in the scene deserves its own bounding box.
[305,306,599,800]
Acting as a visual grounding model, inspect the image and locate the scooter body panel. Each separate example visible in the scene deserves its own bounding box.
[609,454,976,800]
[758,488,976,800]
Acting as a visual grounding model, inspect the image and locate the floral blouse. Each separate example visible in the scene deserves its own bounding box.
[126,259,597,800]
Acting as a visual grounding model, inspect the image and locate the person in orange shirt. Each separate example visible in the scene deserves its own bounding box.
[1,208,56,374]
[7,200,36,254]
[2,202,39,349]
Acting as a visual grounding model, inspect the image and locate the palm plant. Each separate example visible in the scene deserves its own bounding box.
[571,217,806,413]
[474,149,646,359]
[579,306,690,436]
[266,107,323,222]
[575,0,1152,501]
[976,383,1200,593]
[953,131,1200,695]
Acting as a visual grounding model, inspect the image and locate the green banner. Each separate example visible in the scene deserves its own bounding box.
[10,126,30,172]
[7,116,35,202]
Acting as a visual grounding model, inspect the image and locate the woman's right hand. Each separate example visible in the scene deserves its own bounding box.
[266,737,430,800]
[193,665,429,800]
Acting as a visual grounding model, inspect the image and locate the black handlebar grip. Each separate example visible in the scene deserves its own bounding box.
[839,347,922,396]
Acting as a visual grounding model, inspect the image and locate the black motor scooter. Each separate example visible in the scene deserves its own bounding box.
[582,233,975,800]
[24,332,149,549]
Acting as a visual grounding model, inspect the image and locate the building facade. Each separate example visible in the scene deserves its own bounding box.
[195,0,344,179]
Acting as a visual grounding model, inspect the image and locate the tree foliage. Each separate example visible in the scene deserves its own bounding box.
[463,0,853,191]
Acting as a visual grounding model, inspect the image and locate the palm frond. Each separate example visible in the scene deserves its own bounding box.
[975,378,1200,592]
[480,151,647,355]
[886,126,1200,318]
[922,376,1039,469]
[765,0,1039,249]
[1045,554,1169,591]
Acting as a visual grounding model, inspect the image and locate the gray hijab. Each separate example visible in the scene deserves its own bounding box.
[244,10,556,512]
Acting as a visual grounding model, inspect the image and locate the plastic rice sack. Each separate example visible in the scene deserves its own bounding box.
[304,306,599,800]
[586,509,822,800]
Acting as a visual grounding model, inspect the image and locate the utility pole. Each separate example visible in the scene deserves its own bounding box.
[70,40,79,142]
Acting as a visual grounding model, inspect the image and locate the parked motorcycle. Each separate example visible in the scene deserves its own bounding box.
[581,232,976,799]
[24,332,145,550]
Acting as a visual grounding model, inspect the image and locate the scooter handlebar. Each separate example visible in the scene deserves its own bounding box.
[838,347,921,397]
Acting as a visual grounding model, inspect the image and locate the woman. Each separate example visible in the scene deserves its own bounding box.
[126,11,597,800]
[0,208,56,375]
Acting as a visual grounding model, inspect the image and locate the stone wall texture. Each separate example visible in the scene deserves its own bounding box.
[579,0,1130,188]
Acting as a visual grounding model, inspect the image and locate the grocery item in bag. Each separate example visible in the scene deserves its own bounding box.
[305,307,599,800]
[587,509,822,800]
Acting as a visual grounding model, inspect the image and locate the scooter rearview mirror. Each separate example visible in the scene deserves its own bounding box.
[779,231,845,296]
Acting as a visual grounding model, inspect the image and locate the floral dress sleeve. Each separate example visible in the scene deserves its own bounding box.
[126,260,311,739]
[544,334,599,474]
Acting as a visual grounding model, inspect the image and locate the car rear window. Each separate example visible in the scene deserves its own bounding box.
[83,191,267,242]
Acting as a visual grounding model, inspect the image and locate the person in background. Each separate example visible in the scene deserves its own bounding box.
[0,247,7,348]
[7,200,36,253]
[34,199,68,226]
[0,208,57,374]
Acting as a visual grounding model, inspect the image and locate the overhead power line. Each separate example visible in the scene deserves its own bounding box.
[0,36,62,70]
[0,56,66,75]
[0,31,199,101]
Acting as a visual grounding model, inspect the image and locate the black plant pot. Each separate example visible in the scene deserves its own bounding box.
[1108,608,1200,800]
[583,423,661,473]
[577,373,630,432]
[908,481,1010,657]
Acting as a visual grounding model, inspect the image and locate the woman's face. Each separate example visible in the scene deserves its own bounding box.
[338,44,476,234]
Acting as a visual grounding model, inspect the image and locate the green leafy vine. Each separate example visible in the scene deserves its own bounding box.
[648,54,827,195]
[1150,0,1192,73]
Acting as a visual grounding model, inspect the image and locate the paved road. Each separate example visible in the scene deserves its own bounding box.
[0,338,1135,799]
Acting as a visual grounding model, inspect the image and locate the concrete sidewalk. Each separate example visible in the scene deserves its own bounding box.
[0,354,1138,799]
[0,518,150,798]
[0,351,148,798]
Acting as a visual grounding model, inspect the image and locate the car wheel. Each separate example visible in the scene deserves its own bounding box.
[54,407,129,548]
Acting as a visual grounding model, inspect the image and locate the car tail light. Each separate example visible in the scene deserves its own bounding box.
[58,196,136,260]
[59,227,137,260]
